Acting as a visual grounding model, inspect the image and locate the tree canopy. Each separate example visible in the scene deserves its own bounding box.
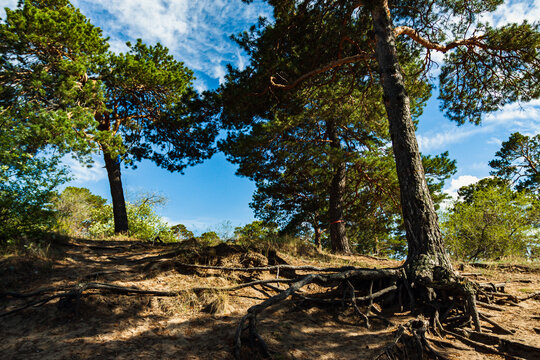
[489,132,539,193]
[0,0,217,233]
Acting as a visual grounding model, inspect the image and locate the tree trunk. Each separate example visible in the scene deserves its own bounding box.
[97,114,129,234]
[102,150,129,233]
[326,119,351,254]
[370,0,452,278]
[313,225,322,251]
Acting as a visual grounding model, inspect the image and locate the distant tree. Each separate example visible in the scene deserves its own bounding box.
[170,224,194,240]
[87,193,175,242]
[489,132,539,193]
[54,186,107,236]
[198,231,221,245]
[0,0,216,234]
[441,180,539,261]
[234,221,279,242]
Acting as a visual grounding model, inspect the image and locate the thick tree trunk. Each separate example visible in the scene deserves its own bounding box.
[102,150,129,233]
[326,119,351,254]
[370,1,452,277]
[97,114,129,234]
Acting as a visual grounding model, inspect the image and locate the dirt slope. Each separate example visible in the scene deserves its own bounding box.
[1,239,539,360]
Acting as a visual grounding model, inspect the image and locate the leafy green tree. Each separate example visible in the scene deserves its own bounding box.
[0,151,68,244]
[198,231,221,245]
[441,180,539,261]
[234,221,279,242]
[0,108,71,244]
[170,224,195,240]
[225,0,539,284]
[87,193,176,242]
[54,186,107,236]
[489,132,539,193]
[1,0,216,234]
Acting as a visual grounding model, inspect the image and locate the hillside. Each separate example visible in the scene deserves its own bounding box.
[1,238,539,360]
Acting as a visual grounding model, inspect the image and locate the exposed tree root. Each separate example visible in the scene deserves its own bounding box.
[225,263,537,359]
[0,278,296,318]
[374,319,453,360]
[2,256,538,360]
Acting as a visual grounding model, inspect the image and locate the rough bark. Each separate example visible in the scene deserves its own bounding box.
[313,225,322,251]
[326,119,351,254]
[103,150,129,233]
[369,0,452,277]
[97,114,129,234]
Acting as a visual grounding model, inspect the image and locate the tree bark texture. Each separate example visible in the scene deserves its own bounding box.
[102,150,129,233]
[327,119,351,254]
[97,114,129,234]
[370,0,452,275]
[313,225,322,251]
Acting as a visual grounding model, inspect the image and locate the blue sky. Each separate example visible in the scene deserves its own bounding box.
[2,0,539,234]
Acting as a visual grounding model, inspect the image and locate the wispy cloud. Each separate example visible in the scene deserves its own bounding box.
[63,156,107,183]
[480,1,540,27]
[418,100,540,153]
[1,0,18,14]
[72,0,272,91]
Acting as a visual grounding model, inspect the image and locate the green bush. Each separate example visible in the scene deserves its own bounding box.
[441,180,539,261]
[0,154,68,246]
[54,188,176,242]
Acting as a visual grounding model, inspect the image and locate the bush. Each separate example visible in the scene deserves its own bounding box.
[441,179,539,261]
[0,154,68,246]
[54,188,176,242]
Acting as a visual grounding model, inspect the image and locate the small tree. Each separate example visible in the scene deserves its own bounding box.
[441,180,539,261]
[170,224,194,241]
[0,112,69,244]
[54,187,107,236]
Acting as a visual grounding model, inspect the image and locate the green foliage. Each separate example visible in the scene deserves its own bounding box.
[439,22,540,124]
[234,221,278,242]
[1,0,216,168]
[441,180,539,261]
[489,132,539,193]
[54,186,107,236]
[0,152,68,244]
[53,188,176,242]
[170,224,194,240]
[198,231,221,246]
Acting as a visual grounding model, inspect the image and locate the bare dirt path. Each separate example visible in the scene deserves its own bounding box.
[1,239,539,359]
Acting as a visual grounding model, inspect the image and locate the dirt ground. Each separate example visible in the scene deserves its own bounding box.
[1,239,539,359]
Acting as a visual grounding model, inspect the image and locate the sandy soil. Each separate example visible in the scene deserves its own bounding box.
[1,239,539,360]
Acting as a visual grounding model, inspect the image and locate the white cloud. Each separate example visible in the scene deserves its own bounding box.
[418,100,540,153]
[72,0,272,90]
[63,156,107,183]
[444,175,481,200]
[481,1,540,27]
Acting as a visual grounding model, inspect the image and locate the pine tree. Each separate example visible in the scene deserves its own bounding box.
[1,0,216,233]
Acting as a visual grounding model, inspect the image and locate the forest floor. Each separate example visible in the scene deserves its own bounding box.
[1,237,539,360]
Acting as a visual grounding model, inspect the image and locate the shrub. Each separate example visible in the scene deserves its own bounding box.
[441,180,539,261]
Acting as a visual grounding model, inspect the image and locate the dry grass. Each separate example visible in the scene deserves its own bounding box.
[0,237,538,360]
